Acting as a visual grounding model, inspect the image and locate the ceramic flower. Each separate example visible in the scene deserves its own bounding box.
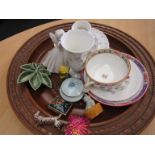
[65,115,90,135]
[17,63,52,90]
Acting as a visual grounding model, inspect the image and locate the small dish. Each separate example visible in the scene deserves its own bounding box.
[60,88,84,102]
[85,49,131,87]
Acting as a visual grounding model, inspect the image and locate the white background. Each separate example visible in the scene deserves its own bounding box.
[1,136,155,155]
[0,0,155,155]
[0,0,155,18]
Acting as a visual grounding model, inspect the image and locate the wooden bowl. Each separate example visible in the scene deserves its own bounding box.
[7,22,155,134]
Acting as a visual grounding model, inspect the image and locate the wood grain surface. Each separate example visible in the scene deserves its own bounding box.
[0,19,155,134]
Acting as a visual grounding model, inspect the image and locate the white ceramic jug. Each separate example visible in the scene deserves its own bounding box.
[49,28,95,77]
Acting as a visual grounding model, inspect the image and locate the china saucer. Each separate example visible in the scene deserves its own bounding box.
[82,54,149,106]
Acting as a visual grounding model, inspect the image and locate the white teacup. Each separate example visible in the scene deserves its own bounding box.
[61,29,95,74]
[84,49,131,90]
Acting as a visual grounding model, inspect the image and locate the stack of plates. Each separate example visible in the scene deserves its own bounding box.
[81,53,149,106]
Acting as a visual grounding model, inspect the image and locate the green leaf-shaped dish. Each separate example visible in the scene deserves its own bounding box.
[17,63,52,91]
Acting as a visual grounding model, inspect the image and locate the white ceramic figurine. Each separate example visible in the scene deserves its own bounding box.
[42,29,68,73]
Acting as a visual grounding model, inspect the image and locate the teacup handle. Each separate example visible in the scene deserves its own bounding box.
[84,80,95,92]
